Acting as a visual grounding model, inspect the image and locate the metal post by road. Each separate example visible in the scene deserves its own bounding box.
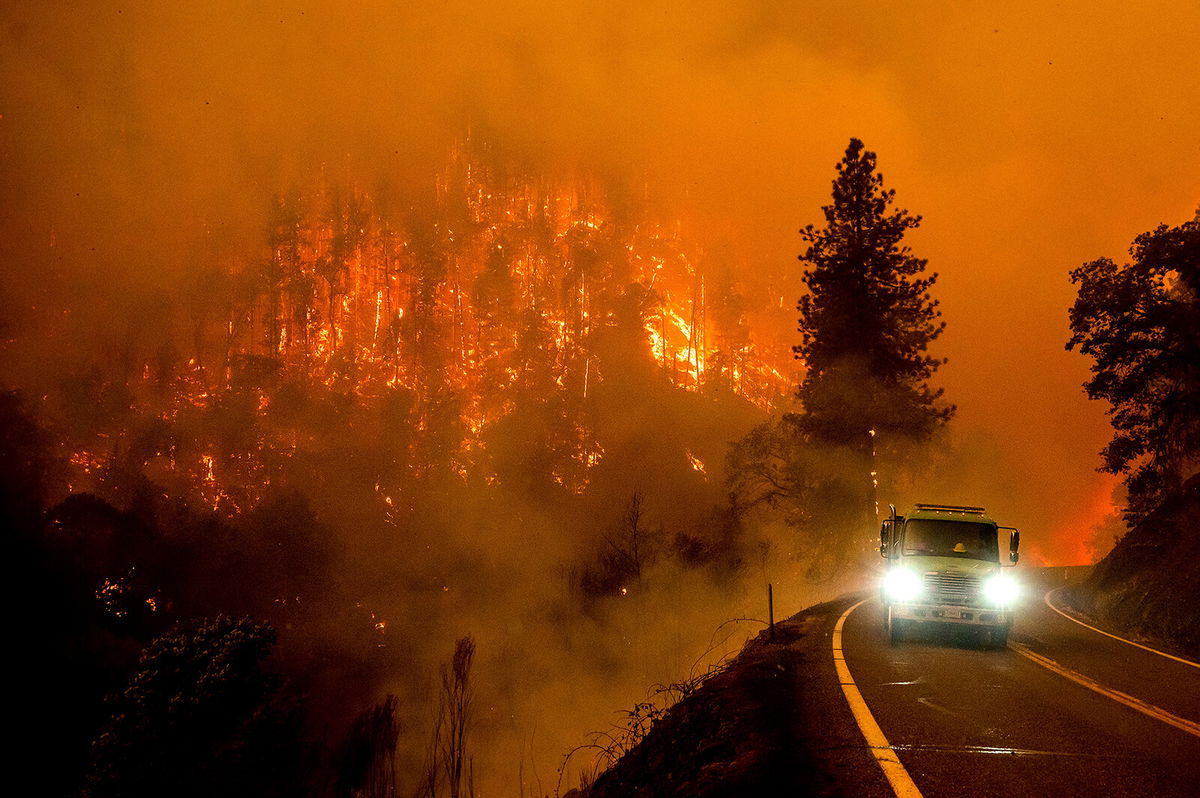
[769,583,775,641]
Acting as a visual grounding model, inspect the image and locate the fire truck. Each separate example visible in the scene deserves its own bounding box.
[879,503,1020,648]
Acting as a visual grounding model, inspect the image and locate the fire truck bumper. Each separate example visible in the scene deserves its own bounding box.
[889,602,1013,628]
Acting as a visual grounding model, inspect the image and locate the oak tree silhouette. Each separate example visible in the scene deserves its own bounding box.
[1068,209,1200,523]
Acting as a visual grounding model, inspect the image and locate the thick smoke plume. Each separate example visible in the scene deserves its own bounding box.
[5,1,1197,562]
[5,1,1200,793]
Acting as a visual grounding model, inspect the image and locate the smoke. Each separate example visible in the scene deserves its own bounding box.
[5,2,1197,566]
[4,1,1200,792]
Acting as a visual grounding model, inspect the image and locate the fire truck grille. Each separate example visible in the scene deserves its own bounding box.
[923,572,981,604]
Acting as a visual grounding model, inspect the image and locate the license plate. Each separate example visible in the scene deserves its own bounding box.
[943,608,962,619]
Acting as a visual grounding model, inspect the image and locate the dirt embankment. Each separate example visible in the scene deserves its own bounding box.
[1064,474,1200,660]
[572,596,883,798]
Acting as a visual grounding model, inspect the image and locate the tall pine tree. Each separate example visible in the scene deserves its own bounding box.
[728,140,951,579]
[796,138,952,454]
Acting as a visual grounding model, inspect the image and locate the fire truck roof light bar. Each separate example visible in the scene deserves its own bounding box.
[914,504,987,514]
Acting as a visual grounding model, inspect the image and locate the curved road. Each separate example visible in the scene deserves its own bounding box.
[834,567,1200,797]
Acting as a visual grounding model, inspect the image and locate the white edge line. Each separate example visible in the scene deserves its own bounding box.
[1008,641,1200,739]
[1044,587,1200,670]
[833,598,924,798]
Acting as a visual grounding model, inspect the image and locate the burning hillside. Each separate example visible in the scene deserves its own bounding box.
[9,138,819,796]
[58,140,799,514]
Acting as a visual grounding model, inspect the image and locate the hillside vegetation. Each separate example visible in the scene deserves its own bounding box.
[1065,474,1200,659]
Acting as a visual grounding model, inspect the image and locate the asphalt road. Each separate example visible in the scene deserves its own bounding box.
[836,567,1200,797]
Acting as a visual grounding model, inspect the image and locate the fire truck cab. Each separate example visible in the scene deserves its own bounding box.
[879,503,1020,648]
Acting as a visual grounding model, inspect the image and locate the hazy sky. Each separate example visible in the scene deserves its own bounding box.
[3,1,1199,563]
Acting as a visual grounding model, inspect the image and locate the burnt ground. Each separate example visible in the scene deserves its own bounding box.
[574,597,890,798]
[1062,473,1200,661]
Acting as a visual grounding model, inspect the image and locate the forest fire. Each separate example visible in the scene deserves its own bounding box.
[10,2,1195,796]
[53,141,797,514]
[6,138,810,798]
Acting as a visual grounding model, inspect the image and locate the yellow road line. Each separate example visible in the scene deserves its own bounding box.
[1009,642,1200,739]
[1044,588,1200,670]
[833,599,924,798]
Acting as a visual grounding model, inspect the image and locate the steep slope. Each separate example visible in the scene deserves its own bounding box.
[1064,474,1200,659]
[574,597,885,798]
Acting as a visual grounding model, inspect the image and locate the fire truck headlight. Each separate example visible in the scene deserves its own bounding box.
[884,569,922,602]
[984,574,1019,605]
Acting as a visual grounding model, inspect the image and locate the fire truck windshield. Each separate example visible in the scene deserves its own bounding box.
[902,520,999,561]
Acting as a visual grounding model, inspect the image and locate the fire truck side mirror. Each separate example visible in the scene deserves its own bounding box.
[879,520,891,558]
[1004,528,1020,564]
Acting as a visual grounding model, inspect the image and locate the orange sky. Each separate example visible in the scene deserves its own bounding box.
[3,1,1199,563]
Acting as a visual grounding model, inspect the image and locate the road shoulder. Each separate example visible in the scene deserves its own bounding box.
[584,594,889,797]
